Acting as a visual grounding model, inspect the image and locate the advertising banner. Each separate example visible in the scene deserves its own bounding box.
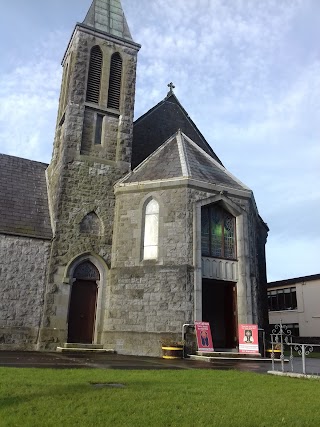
[195,321,214,352]
[238,324,259,354]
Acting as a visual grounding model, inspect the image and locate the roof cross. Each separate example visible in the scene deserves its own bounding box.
[167,82,175,94]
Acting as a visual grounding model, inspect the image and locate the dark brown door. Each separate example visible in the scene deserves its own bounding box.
[202,280,238,349]
[68,280,97,343]
[224,284,238,348]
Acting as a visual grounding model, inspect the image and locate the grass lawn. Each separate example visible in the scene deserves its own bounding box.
[0,368,320,427]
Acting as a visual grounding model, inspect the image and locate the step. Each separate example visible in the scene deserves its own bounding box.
[196,351,261,359]
[63,343,104,350]
[56,343,115,354]
[189,354,287,363]
[56,347,115,354]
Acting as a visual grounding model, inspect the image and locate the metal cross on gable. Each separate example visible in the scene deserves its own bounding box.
[167,82,175,94]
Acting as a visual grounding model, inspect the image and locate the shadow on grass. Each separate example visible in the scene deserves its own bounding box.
[0,381,127,411]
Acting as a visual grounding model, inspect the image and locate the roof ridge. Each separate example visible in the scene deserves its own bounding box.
[181,132,251,192]
[176,130,190,177]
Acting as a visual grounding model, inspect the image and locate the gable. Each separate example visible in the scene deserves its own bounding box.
[132,93,223,169]
[0,154,52,239]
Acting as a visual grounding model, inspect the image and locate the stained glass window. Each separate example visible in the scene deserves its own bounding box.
[201,205,236,260]
[74,261,100,280]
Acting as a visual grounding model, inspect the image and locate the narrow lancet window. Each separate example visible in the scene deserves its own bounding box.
[107,53,122,110]
[86,46,103,104]
[94,114,104,145]
[143,199,159,260]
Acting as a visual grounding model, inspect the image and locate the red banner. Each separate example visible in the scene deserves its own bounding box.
[238,324,259,354]
[195,321,214,352]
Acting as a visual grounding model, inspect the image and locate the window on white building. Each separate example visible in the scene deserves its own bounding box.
[268,287,297,311]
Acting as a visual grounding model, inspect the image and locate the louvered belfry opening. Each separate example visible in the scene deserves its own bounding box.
[86,46,103,104]
[107,53,122,110]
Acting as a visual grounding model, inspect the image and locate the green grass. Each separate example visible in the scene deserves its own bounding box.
[0,368,320,427]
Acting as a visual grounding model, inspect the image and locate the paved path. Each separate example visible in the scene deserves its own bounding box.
[0,351,272,373]
[279,357,320,376]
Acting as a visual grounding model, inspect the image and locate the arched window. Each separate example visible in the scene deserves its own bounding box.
[201,204,236,260]
[143,199,159,260]
[86,46,103,104]
[107,53,122,110]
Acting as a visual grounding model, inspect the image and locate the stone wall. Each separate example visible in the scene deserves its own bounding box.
[0,234,50,350]
[109,183,268,356]
[106,187,193,356]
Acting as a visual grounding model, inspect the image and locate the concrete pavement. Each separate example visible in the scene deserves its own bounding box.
[0,351,271,373]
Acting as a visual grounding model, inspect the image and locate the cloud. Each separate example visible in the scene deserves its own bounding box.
[0,0,318,280]
[0,31,66,162]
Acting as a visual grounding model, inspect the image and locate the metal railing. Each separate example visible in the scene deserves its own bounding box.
[270,320,320,376]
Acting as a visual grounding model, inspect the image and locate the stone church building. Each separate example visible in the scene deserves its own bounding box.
[0,0,269,356]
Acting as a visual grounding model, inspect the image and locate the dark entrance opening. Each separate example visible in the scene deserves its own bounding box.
[68,261,100,344]
[202,279,238,349]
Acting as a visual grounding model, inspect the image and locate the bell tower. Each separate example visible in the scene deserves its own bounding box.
[41,0,140,348]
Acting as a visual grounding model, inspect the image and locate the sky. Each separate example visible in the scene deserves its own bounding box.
[0,0,319,282]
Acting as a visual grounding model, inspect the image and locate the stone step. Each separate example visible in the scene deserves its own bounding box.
[63,343,104,349]
[56,346,115,354]
[196,351,261,359]
[189,354,271,363]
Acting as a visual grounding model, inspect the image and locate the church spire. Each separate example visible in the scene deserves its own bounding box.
[83,0,133,41]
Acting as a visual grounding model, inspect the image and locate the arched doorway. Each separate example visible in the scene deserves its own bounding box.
[68,261,100,343]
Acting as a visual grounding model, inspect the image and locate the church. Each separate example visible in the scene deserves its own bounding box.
[0,0,269,356]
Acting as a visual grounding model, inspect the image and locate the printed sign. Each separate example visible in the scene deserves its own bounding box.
[238,324,259,354]
[195,321,214,352]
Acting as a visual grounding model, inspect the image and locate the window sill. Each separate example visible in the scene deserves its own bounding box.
[202,255,238,262]
[84,102,120,117]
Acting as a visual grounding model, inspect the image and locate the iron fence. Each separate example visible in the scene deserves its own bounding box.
[270,320,320,376]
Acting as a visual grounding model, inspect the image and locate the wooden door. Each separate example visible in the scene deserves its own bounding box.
[224,283,238,348]
[68,280,97,343]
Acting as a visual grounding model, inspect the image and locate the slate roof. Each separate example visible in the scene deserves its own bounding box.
[83,0,133,41]
[0,154,52,239]
[123,131,250,192]
[132,93,223,169]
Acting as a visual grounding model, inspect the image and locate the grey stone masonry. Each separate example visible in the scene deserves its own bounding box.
[108,175,268,356]
[40,15,139,349]
[0,235,50,350]
[106,186,194,355]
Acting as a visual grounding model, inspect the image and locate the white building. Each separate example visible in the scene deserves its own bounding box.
[268,274,320,337]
